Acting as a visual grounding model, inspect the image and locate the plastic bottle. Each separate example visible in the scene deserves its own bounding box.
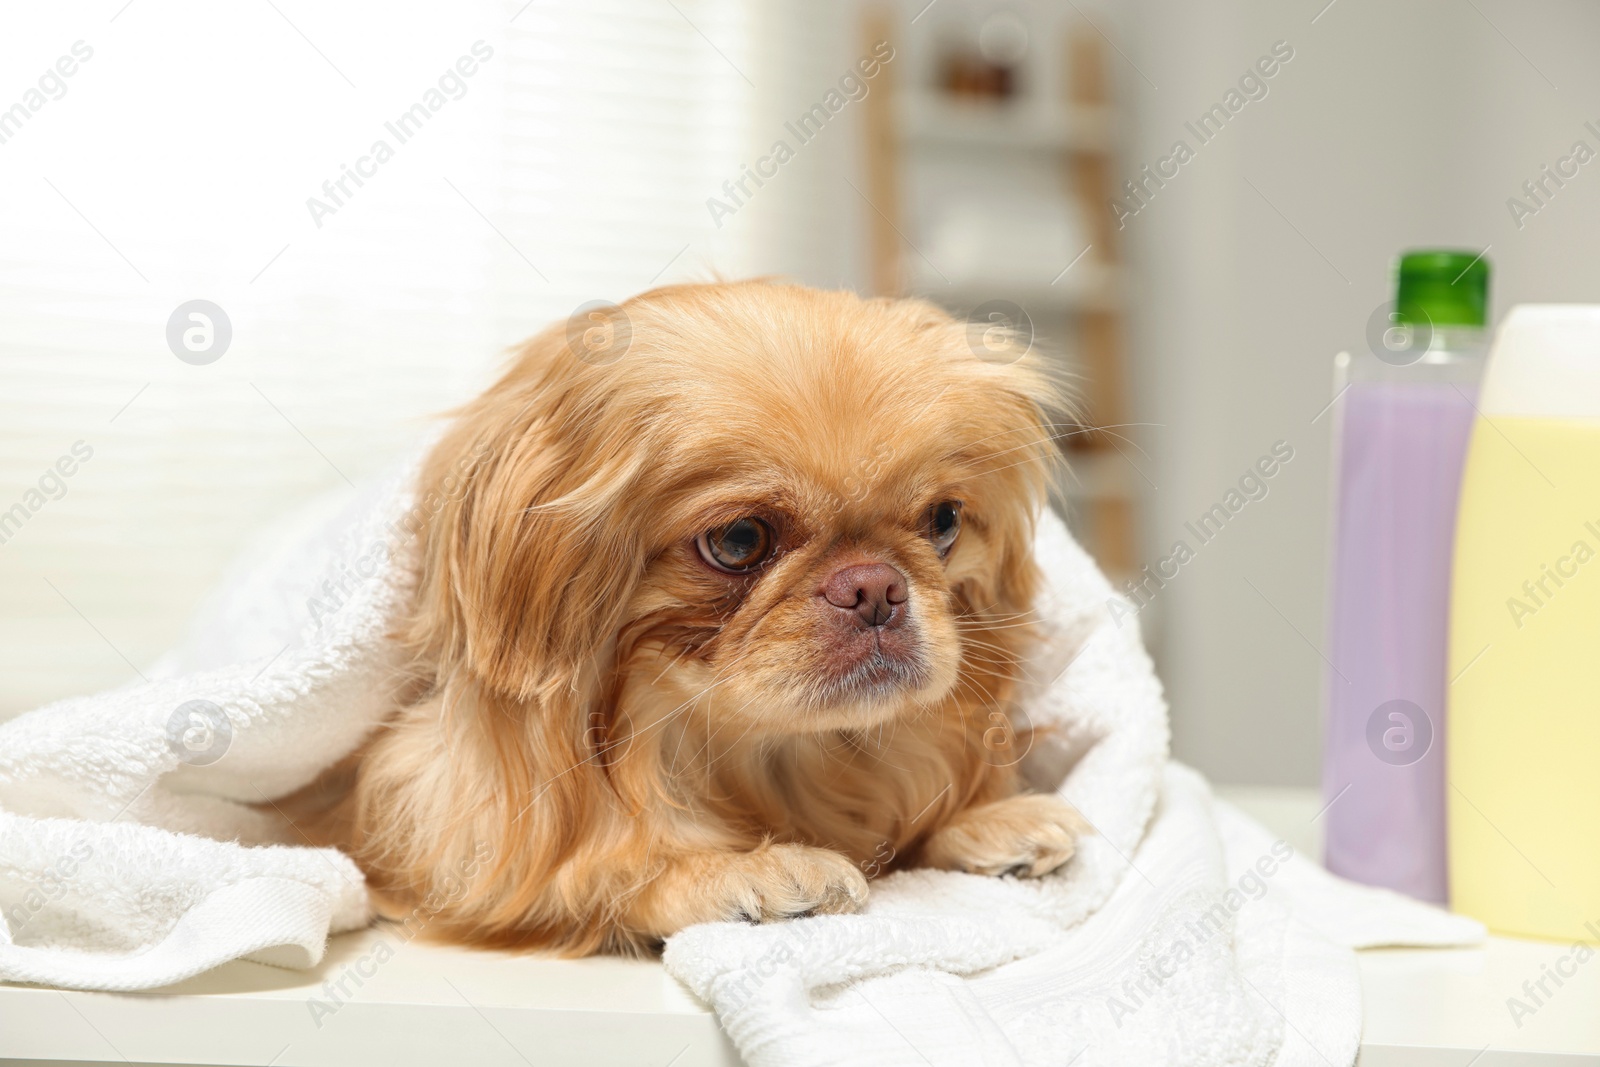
[1450,305,1600,940]
[1322,250,1489,903]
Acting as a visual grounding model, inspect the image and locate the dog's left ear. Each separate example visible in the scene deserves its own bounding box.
[405,324,649,707]
[951,338,1071,624]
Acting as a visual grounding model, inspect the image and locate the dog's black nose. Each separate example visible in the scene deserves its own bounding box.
[820,563,907,628]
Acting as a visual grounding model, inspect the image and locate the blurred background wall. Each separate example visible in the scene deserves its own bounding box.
[4,0,1600,789]
[1120,0,1600,785]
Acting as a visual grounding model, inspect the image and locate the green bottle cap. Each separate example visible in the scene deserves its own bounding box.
[1395,250,1490,328]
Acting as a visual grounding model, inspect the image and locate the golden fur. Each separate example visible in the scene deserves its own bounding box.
[326,280,1085,953]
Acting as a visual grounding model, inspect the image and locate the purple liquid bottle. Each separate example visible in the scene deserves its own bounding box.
[1322,251,1489,903]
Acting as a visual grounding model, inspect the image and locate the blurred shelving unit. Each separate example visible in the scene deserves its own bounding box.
[861,2,1144,598]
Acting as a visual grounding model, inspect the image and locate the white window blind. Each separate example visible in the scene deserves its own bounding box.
[0,0,785,715]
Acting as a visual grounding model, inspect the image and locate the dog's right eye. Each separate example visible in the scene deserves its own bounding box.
[696,518,774,574]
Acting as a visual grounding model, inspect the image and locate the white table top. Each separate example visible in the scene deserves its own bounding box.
[0,929,736,1066]
[0,787,1595,1066]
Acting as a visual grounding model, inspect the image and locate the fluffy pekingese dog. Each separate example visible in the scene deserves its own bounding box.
[334,280,1086,953]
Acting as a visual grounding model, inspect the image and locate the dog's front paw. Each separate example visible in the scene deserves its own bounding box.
[918,793,1088,877]
[633,843,868,936]
[720,843,869,922]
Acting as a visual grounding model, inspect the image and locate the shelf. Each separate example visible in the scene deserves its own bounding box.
[895,94,1115,154]
[905,263,1124,315]
[1061,447,1140,501]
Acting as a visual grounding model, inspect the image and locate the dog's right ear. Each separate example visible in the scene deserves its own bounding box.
[403,323,650,707]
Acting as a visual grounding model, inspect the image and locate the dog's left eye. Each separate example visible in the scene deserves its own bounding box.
[926,501,962,555]
[696,517,774,574]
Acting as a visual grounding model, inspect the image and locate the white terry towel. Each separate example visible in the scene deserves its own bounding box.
[0,444,1482,1065]
[0,466,420,990]
[664,765,1480,1067]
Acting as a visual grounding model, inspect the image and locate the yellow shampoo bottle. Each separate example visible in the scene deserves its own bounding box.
[1450,305,1600,940]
